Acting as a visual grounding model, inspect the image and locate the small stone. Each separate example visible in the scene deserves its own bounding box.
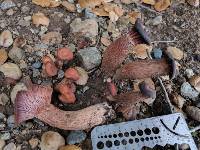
[0,49,8,65]
[67,130,86,145]
[185,69,194,78]
[8,47,24,62]
[181,82,199,99]
[0,30,13,48]
[0,113,5,120]
[7,115,15,128]
[57,70,65,79]
[29,138,39,149]
[70,18,98,37]
[18,19,30,27]
[151,16,162,25]
[21,6,30,13]
[0,139,5,150]
[78,47,101,70]
[32,12,50,27]
[11,82,27,104]
[59,145,82,150]
[0,62,22,80]
[190,75,200,92]
[62,1,76,12]
[142,0,155,5]
[0,0,16,10]
[3,142,16,150]
[75,67,88,85]
[40,131,65,150]
[6,9,14,16]
[32,68,40,77]
[84,8,96,18]
[166,46,184,60]
[32,62,42,69]
[0,93,9,105]
[152,48,162,59]
[0,132,10,140]
[41,32,62,45]
[187,0,199,7]
[13,37,26,48]
[132,44,152,59]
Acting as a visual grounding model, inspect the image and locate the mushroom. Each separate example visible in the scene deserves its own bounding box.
[56,47,73,61]
[15,80,115,130]
[112,82,156,120]
[42,56,58,77]
[101,18,150,76]
[114,52,176,80]
[64,68,80,81]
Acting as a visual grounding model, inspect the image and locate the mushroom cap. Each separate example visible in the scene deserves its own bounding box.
[15,83,52,124]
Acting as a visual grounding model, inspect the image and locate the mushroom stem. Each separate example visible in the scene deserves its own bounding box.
[37,103,114,130]
[114,58,170,80]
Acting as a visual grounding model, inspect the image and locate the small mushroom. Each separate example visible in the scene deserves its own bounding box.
[101,19,150,76]
[57,47,73,61]
[64,68,80,81]
[42,56,58,77]
[15,80,115,130]
[114,52,176,80]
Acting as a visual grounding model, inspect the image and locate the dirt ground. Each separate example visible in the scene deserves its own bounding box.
[0,0,200,149]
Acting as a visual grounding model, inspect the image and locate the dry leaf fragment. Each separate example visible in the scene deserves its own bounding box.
[59,145,82,150]
[187,0,199,7]
[109,11,119,22]
[113,6,124,17]
[32,0,61,7]
[186,106,200,122]
[92,6,109,16]
[62,1,76,12]
[32,12,50,27]
[128,11,141,24]
[171,93,186,109]
[131,44,152,59]
[78,0,102,8]
[142,0,156,5]
[190,75,200,92]
[0,49,8,65]
[166,46,184,60]
[154,0,171,12]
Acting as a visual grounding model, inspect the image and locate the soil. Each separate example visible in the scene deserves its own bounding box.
[0,0,200,149]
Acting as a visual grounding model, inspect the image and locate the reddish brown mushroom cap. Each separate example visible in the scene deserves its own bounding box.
[57,47,73,61]
[15,84,52,124]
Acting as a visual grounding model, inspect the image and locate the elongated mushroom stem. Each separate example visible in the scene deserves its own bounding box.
[15,82,115,130]
[101,19,150,76]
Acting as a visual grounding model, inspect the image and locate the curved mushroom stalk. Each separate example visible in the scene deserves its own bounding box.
[114,57,176,80]
[112,82,156,120]
[101,19,151,76]
[15,83,115,130]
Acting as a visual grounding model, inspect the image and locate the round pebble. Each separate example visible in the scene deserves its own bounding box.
[0,139,5,150]
[0,113,5,120]
[152,48,162,59]
[0,132,11,140]
[32,62,42,69]
[7,115,15,128]
[0,0,16,10]
[67,130,86,145]
[181,82,199,99]
[3,142,16,150]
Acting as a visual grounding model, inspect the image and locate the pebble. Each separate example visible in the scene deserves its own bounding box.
[0,113,5,120]
[40,131,65,150]
[75,67,88,85]
[7,115,15,128]
[10,82,27,104]
[0,62,22,80]
[41,32,62,45]
[187,0,199,7]
[0,139,5,150]
[152,48,162,59]
[62,1,76,12]
[151,16,162,25]
[0,93,9,106]
[0,132,11,140]
[185,69,194,78]
[70,18,98,37]
[0,0,16,10]
[32,12,50,27]
[0,49,8,65]
[29,138,39,149]
[84,8,96,18]
[32,68,40,77]
[8,47,24,62]
[21,6,30,13]
[18,19,30,27]
[6,9,14,16]
[78,47,101,70]
[32,61,42,69]
[166,46,184,60]
[181,82,199,99]
[67,130,86,145]
[0,30,13,48]
[57,70,65,79]
[3,142,16,150]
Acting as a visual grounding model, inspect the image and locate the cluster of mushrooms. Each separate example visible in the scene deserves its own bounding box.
[15,19,176,130]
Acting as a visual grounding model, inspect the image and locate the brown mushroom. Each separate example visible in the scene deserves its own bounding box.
[112,82,156,120]
[42,56,58,77]
[114,53,176,80]
[15,81,115,130]
[101,19,150,76]
[57,47,74,61]
[64,68,80,81]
